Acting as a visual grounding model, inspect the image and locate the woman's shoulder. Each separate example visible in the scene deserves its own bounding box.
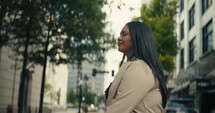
[124,60,153,78]
[123,59,156,88]
[128,59,151,71]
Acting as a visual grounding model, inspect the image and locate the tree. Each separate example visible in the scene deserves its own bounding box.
[3,0,115,65]
[86,92,97,105]
[0,0,116,66]
[67,90,76,105]
[97,94,105,104]
[133,0,178,76]
[0,0,19,47]
[0,0,116,113]
[81,83,96,105]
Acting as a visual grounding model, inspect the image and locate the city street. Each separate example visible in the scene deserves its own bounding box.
[1,0,215,113]
[52,108,104,113]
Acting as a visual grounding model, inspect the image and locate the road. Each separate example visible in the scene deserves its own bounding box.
[52,108,104,113]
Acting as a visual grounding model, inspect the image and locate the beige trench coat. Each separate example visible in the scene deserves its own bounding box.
[105,60,164,113]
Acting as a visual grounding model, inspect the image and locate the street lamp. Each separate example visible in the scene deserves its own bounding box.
[84,74,89,113]
[77,72,89,113]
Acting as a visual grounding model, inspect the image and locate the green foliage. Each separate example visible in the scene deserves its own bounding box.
[160,55,175,72]
[85,92,97,105]
[97,94,105,104]
[133,0,178,72]
[82,84,97,105]
[44,82,52,93]
[44,81,57,103]
[67,90,76,104]
[53,0,116,64]
[0,0,116,67]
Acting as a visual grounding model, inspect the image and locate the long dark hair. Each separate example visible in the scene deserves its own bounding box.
[126,21,168,108]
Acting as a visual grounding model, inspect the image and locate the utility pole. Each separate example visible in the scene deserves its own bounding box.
[77,61,83,113]
[84,75,88,113]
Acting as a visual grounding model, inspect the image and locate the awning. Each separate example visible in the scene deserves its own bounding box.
[189,81,197,95]
[171,81,190,94]
[206,69,215,78]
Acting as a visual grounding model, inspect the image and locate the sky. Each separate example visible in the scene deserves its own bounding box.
[103,0,151,89]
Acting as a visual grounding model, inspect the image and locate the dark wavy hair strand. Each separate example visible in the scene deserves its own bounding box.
[126,21,169,108]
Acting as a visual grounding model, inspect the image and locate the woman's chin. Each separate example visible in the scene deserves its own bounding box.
[118,48,124,53]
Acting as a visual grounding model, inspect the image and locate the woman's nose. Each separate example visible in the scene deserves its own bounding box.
[118,36,122,41]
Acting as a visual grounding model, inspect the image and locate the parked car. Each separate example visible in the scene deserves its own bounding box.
[82,104,98,112]
[165,101,188,113]
[98,102,106,110]
[165,98,197,113]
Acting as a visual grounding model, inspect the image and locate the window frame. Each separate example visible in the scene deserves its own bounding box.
[180,0,184,13]
[189,37,196,63]
[180,21,184,40]
[202,0,213,14]
[189,4,195,30]
[180,48,184,69]
[202,19,213,54]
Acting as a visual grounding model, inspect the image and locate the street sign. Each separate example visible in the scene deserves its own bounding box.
[196,78,213,91]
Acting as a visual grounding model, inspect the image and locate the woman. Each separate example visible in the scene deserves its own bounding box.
[105,21,168,113]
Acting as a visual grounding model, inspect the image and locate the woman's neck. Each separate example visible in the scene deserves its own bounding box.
[126,55,137,61]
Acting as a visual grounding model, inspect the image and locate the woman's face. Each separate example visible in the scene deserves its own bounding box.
[118,25,132,55]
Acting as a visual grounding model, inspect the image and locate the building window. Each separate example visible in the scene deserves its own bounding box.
[180,48,184,69]
[0,47,2,62]
[202,19,213,53]
[180,21,184,40]
[189,37,196,63]
[202,0,213,14]
[189,4,195,30]
[180,0,184,12]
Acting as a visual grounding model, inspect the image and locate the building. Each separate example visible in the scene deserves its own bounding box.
[0,46,42,113]
[44,62,68,108]
[0,46,68,113]
[172,0,215,112]
[67,60,107,97]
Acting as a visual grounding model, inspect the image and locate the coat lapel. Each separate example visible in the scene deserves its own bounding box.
[106,62,132,105]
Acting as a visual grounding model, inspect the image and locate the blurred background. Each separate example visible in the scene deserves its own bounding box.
[0,0,215,113]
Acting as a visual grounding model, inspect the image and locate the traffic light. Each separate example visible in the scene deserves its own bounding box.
[92,68,110,77]
[92,69,97,77]
[111,70,114,77]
